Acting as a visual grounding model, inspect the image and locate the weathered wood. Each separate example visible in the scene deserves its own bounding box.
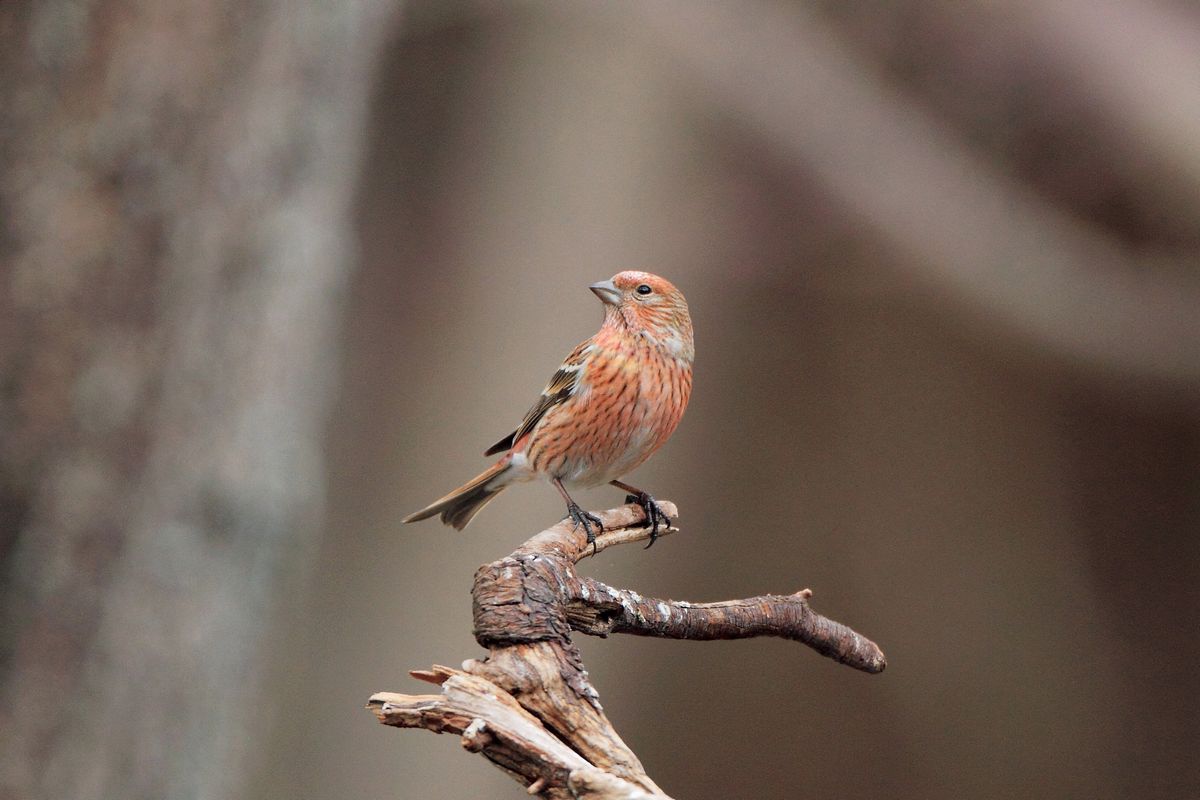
[567,584,887,673]
[370,667,594,800]
[369,503,885,797]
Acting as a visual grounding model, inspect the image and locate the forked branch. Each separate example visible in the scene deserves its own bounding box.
[368,503,885,798]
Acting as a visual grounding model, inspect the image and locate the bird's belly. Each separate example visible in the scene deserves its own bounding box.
[533,397,677,488]
[558,428,656,487]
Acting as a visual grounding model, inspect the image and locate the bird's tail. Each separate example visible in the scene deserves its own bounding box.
[402,461,511,530]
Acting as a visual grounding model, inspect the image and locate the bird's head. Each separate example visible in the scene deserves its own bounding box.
[590,271,694,361]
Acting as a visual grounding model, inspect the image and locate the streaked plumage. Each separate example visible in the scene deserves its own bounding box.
[403,271,694,542]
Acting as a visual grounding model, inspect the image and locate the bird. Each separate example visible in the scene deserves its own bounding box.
[403,271,694,547]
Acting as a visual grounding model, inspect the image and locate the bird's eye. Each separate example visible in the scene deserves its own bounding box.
[636,284,653,295]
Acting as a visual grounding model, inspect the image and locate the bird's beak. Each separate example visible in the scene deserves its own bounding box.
[589,279,621,306]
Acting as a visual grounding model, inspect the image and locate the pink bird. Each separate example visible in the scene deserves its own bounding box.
[403,271,694,545]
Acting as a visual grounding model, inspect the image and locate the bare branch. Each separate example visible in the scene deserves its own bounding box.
[369,503,884,796]
[474,502,885,672]
[513,502,682,562]
[567,584,886,674]
[368,666,660,800]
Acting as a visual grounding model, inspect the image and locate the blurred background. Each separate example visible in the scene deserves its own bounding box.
[3,1,1200,799]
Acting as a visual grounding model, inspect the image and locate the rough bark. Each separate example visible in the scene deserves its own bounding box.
[0,2,395,798]
[369,503,885,798]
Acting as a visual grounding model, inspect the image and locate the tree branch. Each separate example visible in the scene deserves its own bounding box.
[566,584,886,673]
[368,503,885,797]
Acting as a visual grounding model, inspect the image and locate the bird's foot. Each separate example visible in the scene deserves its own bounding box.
[624,492,671,549]
[565,502,604,553]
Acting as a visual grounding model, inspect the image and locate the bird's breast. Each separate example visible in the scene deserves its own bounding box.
[524,343,691,486]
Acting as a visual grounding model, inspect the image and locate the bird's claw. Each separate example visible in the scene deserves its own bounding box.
[566,502,603,553]
[624,492,670,549]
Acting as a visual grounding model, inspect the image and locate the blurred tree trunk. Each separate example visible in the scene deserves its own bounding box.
[0,2,395,798]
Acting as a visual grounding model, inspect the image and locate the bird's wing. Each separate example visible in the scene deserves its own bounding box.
[483,341,593,456]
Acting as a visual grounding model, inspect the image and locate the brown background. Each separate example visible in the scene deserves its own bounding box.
[3,3,1199,800]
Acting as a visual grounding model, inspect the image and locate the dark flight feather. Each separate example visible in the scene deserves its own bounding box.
[482,342,591,456]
